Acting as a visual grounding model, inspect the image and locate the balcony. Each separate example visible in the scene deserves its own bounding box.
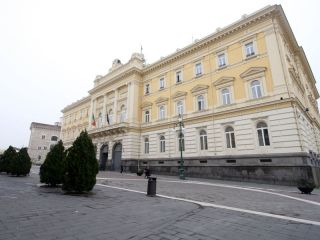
[88,122,129,138]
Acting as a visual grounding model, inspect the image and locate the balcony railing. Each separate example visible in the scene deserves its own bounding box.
[88,122,129,138]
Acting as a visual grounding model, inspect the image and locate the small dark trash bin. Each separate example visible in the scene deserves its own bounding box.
[147,177,157,197]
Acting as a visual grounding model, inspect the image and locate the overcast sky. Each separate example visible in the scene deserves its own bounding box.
[0,0,319,150]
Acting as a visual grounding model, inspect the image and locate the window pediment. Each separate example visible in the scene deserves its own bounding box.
[155,96,169,104]
[240,67,267,79]
[191,84,209,94]
[213,76,235,87]
[172,91,187,99]
[141,101,153,108]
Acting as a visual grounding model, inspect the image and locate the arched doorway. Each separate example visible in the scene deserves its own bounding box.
[112,143,122,171]
[99,144,108,171]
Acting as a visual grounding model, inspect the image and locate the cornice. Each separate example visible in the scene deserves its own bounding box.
[30,122,61,131]
[88,67,142,95]
[61,96,91,113]
[143,5,278,74]
[275,6,318,99]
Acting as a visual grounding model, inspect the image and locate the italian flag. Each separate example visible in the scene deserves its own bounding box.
[92,114,96,127]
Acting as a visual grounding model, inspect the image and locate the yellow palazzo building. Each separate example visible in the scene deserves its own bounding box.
[61,5,320,186]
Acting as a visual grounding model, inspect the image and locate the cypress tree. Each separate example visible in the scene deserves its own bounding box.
[40,140,66,187]
[17,148,32,176]
[2,146,17,174]
[63,130,98,193]
[0,154,4,172]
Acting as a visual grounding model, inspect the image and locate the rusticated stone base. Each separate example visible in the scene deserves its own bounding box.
[121,153,320,187]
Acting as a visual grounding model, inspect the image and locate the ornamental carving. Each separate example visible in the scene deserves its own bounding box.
[240,67,267,78]
[155,96,169,104]
[190,84,209,93]
[213,76,235,86]
[172,91,187,99]
[140,101,153,108]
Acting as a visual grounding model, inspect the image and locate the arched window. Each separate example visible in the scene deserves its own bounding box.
[197,95,205,111]
[221,88,231,105]
[160,135,165,152]
[257,122,270,146]
[145,110,150,123]
[51,136,58,141]
[144,137,149,154]
[199,130,208,150]
[251,80,262,99]
[108,109,113,125]
[120,105,126,122]
[177,101,183,115]
[98,112,102,127]
[225,126,236,148]
[159,106,165,120]
[178,133,185,152]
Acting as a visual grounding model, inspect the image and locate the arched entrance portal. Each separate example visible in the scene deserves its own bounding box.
[99,144,108,171]
[112,143,122,171]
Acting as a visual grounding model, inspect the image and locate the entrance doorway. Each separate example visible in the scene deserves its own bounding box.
[99,144,108,171]
[112,143,122,171]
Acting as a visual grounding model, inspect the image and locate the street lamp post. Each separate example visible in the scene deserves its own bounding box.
[175,114,185,180]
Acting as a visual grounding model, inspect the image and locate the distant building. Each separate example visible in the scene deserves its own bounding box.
[28,122,61,164]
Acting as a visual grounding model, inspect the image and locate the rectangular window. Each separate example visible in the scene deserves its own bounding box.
[195,63,202,76]
[159,106,165,120]
[218,53,226,67]
[41,135,45,139]
[144,141,149,154]
[260,159,272,163]
[226,159,236,163]
[176,71,182,83]
[159,78,164,89]
[200,135,208,150]
[264,129,270,146]
[160,138,165,153]
[258,129,264,146]
[38,146,41,150]
[145,84,150,94]
[245,42,255,57]
[43,146,47,150]
[145,111,150,123]
[222,89,231,105]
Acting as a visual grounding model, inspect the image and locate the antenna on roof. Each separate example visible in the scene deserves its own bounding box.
[140,45,143,55]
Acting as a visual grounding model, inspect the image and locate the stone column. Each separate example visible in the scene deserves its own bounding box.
[88,98,94,129]
[102,94,107,126]
[126,82,132,123]
[113,89,119,124]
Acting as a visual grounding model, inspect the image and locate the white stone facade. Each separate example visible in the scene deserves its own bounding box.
[61,5,320,185]
[28,122,61,164]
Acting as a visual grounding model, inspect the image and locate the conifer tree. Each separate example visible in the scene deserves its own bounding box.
[40,140,66,187]
[2,146,17,174]
[0,154,4,172]
[17,148,32,176]
[63,130,98,193]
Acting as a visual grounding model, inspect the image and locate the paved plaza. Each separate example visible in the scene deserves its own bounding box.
[0,167,320,240]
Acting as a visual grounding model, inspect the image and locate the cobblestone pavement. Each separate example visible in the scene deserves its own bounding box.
[0,167,319,240]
